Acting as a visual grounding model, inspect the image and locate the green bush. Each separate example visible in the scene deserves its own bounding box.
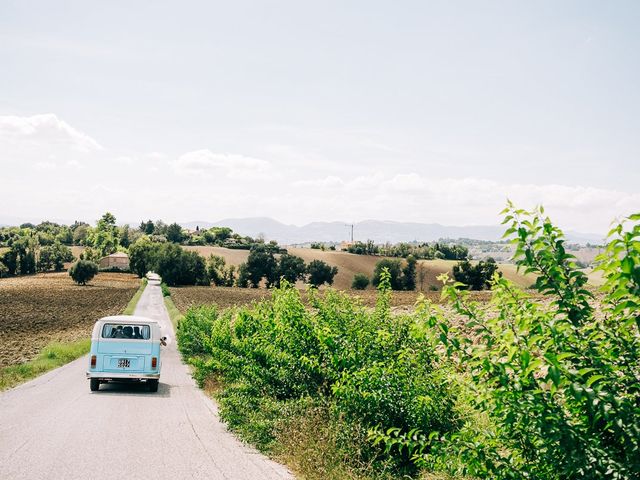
[424,206,640,479]
[179,276,458,474]
[160,282,171,297]
[68,260,99,285]
[306,259,338,287]
[351,273,369,290]
[451,258,499,290]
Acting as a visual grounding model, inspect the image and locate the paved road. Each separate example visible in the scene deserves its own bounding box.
[0,275,293,480]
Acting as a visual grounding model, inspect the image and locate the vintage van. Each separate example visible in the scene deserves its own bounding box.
[86,315,167,392]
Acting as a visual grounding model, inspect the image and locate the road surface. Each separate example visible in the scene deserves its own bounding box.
[0,275,293,480]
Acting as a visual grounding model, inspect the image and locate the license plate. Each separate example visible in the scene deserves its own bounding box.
[118,359,130,368]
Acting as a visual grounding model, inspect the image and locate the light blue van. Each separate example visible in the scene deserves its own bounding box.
[86,315,167,392]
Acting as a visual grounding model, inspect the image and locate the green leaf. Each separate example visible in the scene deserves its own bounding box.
[586,375,605,388]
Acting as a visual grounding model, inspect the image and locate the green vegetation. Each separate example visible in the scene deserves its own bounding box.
[351,273,370,290]
[177,273,458,478]
[122,278,148,315]
[306,259,338,287]
[68,260,99,285]
[0,339,91,391]
[128,240,209,286]
[371,257,416,291]
[451,257,500,290]
[347,239,468,260]
[164,293,183,330]
[177,206,640,479]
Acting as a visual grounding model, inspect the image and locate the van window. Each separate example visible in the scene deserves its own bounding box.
[102,324,151,340]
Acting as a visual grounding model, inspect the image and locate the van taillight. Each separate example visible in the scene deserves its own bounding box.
[152,357,157,368]
[90,355,97,368]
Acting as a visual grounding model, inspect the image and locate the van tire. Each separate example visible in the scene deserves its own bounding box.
[90,378,100,392]
[148,379,159,392]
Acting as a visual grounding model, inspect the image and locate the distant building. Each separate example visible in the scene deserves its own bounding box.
[99,252,130,270]
[339,241,354,251]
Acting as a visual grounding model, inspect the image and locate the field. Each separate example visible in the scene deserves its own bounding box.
[185,246,537,290]
[0,272,140,367]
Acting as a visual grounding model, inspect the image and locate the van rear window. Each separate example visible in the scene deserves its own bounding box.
[102,324,150,340]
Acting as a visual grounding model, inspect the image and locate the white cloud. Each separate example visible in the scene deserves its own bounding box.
[0,114,102,152]
[172,149,272,179]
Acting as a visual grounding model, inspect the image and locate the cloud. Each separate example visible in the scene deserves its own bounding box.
[172,149,272,179]
[0,114,102,152]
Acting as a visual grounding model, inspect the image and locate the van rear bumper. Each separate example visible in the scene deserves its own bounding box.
[86,372,160,380]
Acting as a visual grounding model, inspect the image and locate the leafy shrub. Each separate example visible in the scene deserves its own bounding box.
[0,260,8,278]
[160,282,171,297]
[451,258,499,290]
[207,254,235,286]
[68,260,99,285]
[351,273,370,290]
[179,275,458,474]
[425,206,640,479]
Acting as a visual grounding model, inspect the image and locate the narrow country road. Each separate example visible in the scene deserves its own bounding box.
[0,275,293,480]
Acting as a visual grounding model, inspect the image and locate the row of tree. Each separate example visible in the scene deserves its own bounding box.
[346,240,468,260]
[128,240,339,288]
[350,256,499,291]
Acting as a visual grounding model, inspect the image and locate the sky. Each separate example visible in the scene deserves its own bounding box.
[0,0,638,234]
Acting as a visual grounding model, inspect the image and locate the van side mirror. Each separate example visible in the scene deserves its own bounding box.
[160,336,167,346]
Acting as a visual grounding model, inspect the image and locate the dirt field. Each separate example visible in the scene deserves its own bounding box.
[0,272,140,367]
[169,284,497,315]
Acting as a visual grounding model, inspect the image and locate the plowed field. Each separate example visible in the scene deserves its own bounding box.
[0,272,139,367]
[169,285,494,314]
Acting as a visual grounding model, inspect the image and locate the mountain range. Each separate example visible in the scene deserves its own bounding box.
[182,217,604,246]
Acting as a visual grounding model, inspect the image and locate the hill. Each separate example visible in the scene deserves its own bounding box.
[182,217,604,246]
[185,246,537,291]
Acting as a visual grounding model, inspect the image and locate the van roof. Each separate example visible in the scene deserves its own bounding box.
[98,315,159,325]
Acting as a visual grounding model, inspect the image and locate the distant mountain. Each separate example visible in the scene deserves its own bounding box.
[182,217,604,245]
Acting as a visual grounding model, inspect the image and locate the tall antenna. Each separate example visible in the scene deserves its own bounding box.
[345,223,354,243]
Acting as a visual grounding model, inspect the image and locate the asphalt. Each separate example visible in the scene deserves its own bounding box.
[0,275,293,480]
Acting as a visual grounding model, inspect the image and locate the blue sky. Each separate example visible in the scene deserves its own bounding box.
[0,1,638,233]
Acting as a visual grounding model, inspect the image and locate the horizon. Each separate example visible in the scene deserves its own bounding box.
[1,1,638,233]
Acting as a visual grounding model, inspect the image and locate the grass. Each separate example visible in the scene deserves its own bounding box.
[121,277,148,315]
[0,339,91,391]
[164,294,183,330]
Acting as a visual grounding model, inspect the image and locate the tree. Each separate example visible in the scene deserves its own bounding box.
[452,259,499,290]
[38,241,75,271]
[154,243,209,286]
[119,225,131,248]
[352,273,370,290]
[69,260,99,285]
[166,223,184,243]
[402,255,417,291]
[72,224,89,245]
[0,260,8,278]
[307,260,338,287]
[207,255,235,286]
[87,212,119,257]
[236,263,250,288]
[127,238,158,278]
[140,220,155,235]
[372,259,403,290]
[276,253,307,286]
[244,244,278,288]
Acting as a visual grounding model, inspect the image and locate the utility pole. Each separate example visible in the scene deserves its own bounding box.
[345,223,354,243]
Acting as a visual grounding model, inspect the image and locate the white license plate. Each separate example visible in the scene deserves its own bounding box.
[118,359,130,368]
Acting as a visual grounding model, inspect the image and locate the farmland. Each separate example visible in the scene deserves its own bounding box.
[185,245,537,290]
[0,272,139,367]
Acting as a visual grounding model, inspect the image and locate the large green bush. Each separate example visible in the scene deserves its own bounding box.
[68,260,99,285]
[178,274,458,474]
[423,206,640,479]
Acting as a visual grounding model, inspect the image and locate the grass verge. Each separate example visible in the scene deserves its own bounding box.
[121,277,148,315]
[0,339,91,391]
[161,283,183,330]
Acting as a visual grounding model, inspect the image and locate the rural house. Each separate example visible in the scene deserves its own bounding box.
[99,252,130,270]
